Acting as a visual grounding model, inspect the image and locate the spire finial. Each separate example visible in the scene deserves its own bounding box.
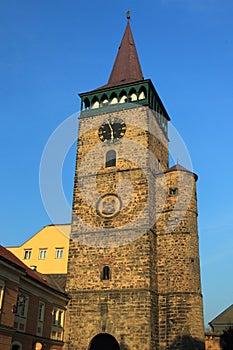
[106,13,144,87]
[126,10,131,21]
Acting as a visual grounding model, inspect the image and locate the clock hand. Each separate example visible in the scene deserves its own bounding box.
[107,120,114,140]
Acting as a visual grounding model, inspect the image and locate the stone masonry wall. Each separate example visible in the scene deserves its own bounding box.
[65,104,205,350]
[155,169,205,349]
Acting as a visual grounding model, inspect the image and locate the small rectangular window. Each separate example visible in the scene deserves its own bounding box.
[55,248,63,259]
[102,266,110,280]
[52,308,64,327]
[24,249,32,260]
[169,187,178,196]
[39,249,47,260]
[106,150,116,168]
[16,293,29,317]
[38,302,45,322]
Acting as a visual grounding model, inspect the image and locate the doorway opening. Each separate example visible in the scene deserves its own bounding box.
[89,333,120,350]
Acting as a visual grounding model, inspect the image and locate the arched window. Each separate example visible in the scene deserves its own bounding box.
[119,91,127,103]
[110,93,118,104]
[100,94,108,107]
[106,150,116,167]
[84,98,90,110]
[138,87,147,100]
[11,342,22,350]
[102,266,110,280]
[129,88,137,101]
[91,96,99,109]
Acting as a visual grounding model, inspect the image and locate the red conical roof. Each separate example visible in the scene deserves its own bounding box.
[165,164,198,181]
[106,22,144,87]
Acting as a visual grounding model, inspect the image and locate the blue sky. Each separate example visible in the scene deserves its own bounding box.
[1,0,233,327]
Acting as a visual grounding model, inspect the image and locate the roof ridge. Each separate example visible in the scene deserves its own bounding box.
[0,245,67,293]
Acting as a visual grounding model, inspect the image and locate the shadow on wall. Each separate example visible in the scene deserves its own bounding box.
[220,327,233,350]
[167,335,205,350]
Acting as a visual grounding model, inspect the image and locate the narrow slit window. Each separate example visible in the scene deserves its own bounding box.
[38,301,45,322]
[106,150,116,167]
[102,266,110,280]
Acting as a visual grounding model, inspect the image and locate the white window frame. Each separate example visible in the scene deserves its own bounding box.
[51,306,65,341]
[55,248,64,259]
[16,293,29,318]
[23,249,32,260]
[38,301,45,322]
[39,249,47,260]
[52,307,64,326]
[14,292,29,332]
[37,301,45,336]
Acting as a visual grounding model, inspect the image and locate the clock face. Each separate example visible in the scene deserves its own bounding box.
[98,117,126,142]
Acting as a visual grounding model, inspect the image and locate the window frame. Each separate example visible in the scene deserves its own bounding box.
[38,301,45,322]
[15,292,29,318]
[23,249,32,260]
[51,306,65,341]
[55,248,64,259]
[106,150,116,168]
[52,307,64,327]
[39,248,47,260]
[102,266,110,281]
[169,187,178,196]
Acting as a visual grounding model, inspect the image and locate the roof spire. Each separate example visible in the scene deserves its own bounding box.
[106,18,144,88]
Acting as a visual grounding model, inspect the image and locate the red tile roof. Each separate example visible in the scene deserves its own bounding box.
[0,245,46,283]
[165,164,198,180]
[0,245,67,293]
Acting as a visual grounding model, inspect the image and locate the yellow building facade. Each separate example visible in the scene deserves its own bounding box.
[7,224,70,274]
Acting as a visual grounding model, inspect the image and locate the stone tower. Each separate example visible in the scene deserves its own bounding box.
[65,19,205,350]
